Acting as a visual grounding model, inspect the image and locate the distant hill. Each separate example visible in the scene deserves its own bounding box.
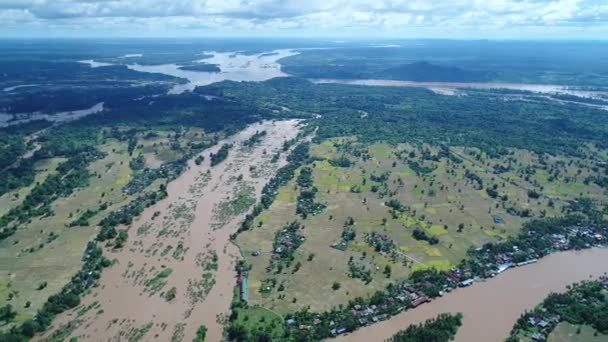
[377,61,492,82]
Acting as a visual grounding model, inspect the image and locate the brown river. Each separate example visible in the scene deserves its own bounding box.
[334,247,608,342]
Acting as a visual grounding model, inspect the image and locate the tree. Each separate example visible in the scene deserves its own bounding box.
[0,304,17,324]
[384,265,392,278]
[194,325,208,341]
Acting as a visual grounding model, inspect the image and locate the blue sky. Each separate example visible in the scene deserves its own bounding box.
[1,0,607,39]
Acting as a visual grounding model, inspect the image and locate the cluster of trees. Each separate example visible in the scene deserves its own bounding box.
[237,142,310,235]
[412,229,439,245]
[242,130,267,148]
[270,221,305,270]
[388,313,463,342]
[0,241,111,341]
[97,185,167,241]
[260,143,310,209]
[295,166,325,219]
[0,181,170,340]
[0,148,105,240]
[210,144,233,167]
[509,279,608,341]
[0,121,54,196]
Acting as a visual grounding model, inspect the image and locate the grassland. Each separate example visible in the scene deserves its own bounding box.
[235,137,606,314]
[548,322,608,342]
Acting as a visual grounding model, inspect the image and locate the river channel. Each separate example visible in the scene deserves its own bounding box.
[334,248,608,342]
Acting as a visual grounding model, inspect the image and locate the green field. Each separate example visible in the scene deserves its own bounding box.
[548,323,608,342]
[236,138,605,314]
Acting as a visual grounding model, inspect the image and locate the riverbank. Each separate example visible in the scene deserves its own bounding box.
[334,247,608,342]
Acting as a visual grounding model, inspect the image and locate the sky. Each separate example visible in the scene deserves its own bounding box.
[0,0,607,39]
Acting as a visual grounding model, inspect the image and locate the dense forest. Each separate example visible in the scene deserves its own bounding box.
[202,78,608,157]
[279,41,608,86]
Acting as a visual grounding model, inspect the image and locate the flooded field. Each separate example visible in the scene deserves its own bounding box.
[334,248,608,342]
[38,120,302,342]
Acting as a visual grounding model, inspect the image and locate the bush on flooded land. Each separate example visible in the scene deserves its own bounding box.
[388,313,463,342]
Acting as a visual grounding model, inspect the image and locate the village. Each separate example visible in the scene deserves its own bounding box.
[235,218,608,340]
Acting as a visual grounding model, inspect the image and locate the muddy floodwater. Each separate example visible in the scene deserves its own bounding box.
[334,247,608,342]
[38,120,302,342]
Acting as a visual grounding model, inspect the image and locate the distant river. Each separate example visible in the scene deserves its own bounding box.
[82,49,299,94]
[0,102,104,127]
[78,51,608,100]
[312,78,608,99]
[333,247,608,342]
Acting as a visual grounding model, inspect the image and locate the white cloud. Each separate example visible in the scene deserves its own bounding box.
[0,0,606,37]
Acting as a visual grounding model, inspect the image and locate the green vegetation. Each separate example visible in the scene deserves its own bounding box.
[210,144,233,166]
[0,241,111,341]
[226,75,608,340]
[236,142,310,235]
[295,167,325,218]
[388,313,463,342]
[2,41,608,342]
[509,277,608,342]
[0,148,105,240]
[227,283,285,342]
[193,324,208,341]
[268,221,305,272]
[279,41,608,86]
[178,63,221,72]
[208,77,608,157]
[242,130,267,148]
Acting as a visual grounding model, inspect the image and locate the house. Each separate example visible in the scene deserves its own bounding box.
[538,320,550,328]
[411,296,429,308]
[492,215,504,224]
[460,279,474,287]
[238,272,249,302]
[531,332,544,341]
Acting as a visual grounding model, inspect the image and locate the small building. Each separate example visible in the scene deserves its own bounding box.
[538,320,550,328]
[492,215,504,224]
[496,263,512,274]
[238,273,249,302]
[460,279,474,287]
[531,332,544,341]
[411,296,429,308]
